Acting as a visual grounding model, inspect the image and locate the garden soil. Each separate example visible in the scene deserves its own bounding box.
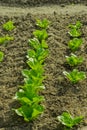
[0,1,87,130]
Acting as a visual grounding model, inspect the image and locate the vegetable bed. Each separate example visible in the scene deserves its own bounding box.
[0,1,87,130]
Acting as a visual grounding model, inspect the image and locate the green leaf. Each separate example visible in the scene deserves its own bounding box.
[36,48,48,63]
[57,112,74,128]
[73,116,83,125]
[66,53,83,66]
[0,51,4,62]
[3,20,15,31]
[0,35,14,44]
[33,29,48,42]
[68,38,83,51]
[57,112,83,128]
[14,105,33,121]
[63,69,86,83]
[69,21,82,29]
[14,102,44,121]
[22,69,30,78]
[41,40,48,48]
[68,28,81,37]
[27,48,48,64]
[32,105,44,119]
[27,49,36,59]
[36,19,50,29]
[29,38,40,50]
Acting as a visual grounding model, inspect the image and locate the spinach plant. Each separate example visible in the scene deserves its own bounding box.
[57,112,83,130]
[63,69,86,84]
[3,20,15,31]
[14,19,49,121]
[0,51,4,62]
[68,38,83,51]
[65,53,83,66]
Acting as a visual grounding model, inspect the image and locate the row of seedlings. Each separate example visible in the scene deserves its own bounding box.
[57,21,85,130]
[0,21,15,62]
[64,21,86,84]
[14,19,50,121]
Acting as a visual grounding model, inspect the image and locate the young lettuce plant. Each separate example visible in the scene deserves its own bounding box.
[33,29,48,42]
[68,21,82,37]
[65,53,83,66]
[29,38,48,50]
[69,21,82,30]
[0,51,4,62]
[68,38,83,51]
[57,112,83,130]
[0,35,14,44]
[36,19,50,29]
[3,20,15,31]
[63,69,86,84]
[14,82,45,121]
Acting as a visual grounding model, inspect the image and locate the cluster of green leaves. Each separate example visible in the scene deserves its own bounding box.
[36,19,50,29]
[63,69,86,84]
[3,20,15,31]
[68,21,82,37]
[68,21,83,51]
[14,19,49,121]
[0,20,15,62]
[0,35,14,44]
[57,112,83,130]
[68,38,83,52]
[65,53,83,66]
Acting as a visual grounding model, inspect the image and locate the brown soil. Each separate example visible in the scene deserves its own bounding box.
[0,2,87,130]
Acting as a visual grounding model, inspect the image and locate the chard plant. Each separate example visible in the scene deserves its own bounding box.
[3,20,15,31]
[0,51,4,62]
[14,19,49,121]
[68,38,83,51]
[63,69,86,84]
[57,112,83,130]
[65,53,83,66]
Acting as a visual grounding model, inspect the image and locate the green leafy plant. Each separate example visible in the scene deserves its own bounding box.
[68,28,81,37]
[14,83,45,121]
[57,112,83,130]
[36,19,50,29]
[0,35,14,44]
[3,20,15,31]
[69,21,82,30]
[68,38,83,51]
[68,21,82,37]
[0,51,4,62]
[63,69,86,84]
[29,38,48,49]
[33,29,48,42]
[65,53,83,66]
[27,47,48,64]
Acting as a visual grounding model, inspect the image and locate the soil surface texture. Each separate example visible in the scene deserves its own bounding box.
[0,0,87,6]
[0,2,87,130]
